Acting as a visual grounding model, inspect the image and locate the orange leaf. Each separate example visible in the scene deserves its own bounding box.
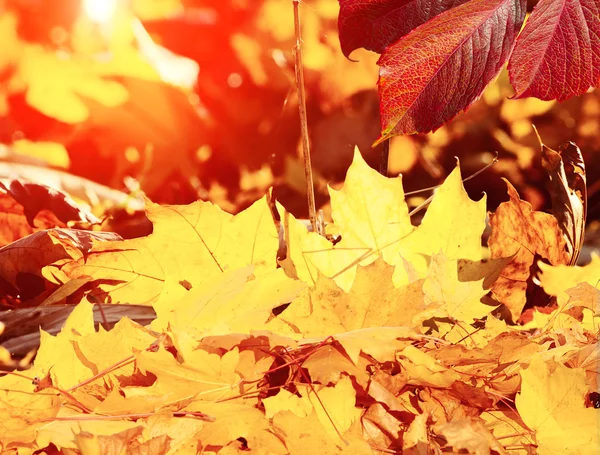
[489,180,569,320]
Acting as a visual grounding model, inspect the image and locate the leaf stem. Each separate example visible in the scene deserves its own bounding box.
[379,139,389,177]
[292,0,318,233]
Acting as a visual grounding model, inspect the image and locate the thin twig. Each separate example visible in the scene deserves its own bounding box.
[292,0,317,233]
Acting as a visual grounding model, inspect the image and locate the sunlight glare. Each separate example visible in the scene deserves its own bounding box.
[83,0,118,23]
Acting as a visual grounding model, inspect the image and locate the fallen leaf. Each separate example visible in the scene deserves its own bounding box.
[516,357,598,455]
[187,402,288,454]
[0,192,64,247]
[33,301,98,389]
[280,150,412,292]
[565,282,600,315]
[272,409,372,454]
[538,253,600,301]
[36,408,143,451]
[436,418,507,455]
[329,148,413,270]
[0,228,121,306]
[135,342,242,403]
[395,164,487,287]
[402,411,431,454]
[489,180,569,319]
[0,366,61,446]
[421,252,492,323]
[271,258,426,337]
[540,139,587,265]
[152,266,305,335]
[0,179,100,227]
[64,196,279,306]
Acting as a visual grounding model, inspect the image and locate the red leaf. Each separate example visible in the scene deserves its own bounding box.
[337,0,470,58]
[376,0,526,138]
[508,0,600,101]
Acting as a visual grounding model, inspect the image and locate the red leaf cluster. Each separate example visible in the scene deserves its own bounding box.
[338,0,600,136]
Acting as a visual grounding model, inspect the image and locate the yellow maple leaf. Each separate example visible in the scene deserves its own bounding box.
[280,153,485,293]
[34,301,98,389]
[135,337,241,402]
[65,196,280,307]
[0,368,60,447]
[435,418,507,454]
[480,410,533,455]
[538,253,600,303]
[263,389,313,419]
[307,376,362,439]
[185,402,288,454]
[76,317,157,377]
[329,148,413,268]
[280,149,411,291]
[36,408,143,451]
[272,408,372,455]
[516,357,598,455]
[394,164,487,286]
[152,267,305,335]
[270,258,425,337]
[397,345,460,388]
[421,252,492,324]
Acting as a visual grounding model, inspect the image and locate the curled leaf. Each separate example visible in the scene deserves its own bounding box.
[540,138,587,265]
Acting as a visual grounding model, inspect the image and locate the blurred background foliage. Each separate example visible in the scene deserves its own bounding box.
[0,0,599,226]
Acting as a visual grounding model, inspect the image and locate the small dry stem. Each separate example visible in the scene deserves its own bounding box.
[292,0,318,233]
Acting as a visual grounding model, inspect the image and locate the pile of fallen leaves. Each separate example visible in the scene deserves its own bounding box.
[0,145,598,454]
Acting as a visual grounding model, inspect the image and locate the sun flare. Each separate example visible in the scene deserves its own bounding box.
[83,0,118,23]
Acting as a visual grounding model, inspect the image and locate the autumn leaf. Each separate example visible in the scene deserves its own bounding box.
[272,408,372,454]
[397,344,461,388]
[564,282,600,315]
[0,192,65,248]
[538,253,600,300]
[64,196,280,306]
[281,153,486,291]
[33,301,99,389]
[36,411,143,451]
[330,148,413,268]
[421,252,492,324]
[0,367,61,446]
[540,140,587,265]
[186,402,288,453]
[0,228,121,306]
[376,0,526,137]
[435,418,507,455]
[0,179,100,227]
[489,179,569,320]
[280,149,412,292]
[516,357,598,455]
[402,412,431,454]
[508,0,600,101]
[337,0,470,57]
[394,164,487,287]
[151,266,306,335]
[136,341,243,402]
[270,258,426,337]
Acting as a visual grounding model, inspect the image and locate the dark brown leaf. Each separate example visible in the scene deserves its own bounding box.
[0,179,100,227]
[540,139,587,265]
